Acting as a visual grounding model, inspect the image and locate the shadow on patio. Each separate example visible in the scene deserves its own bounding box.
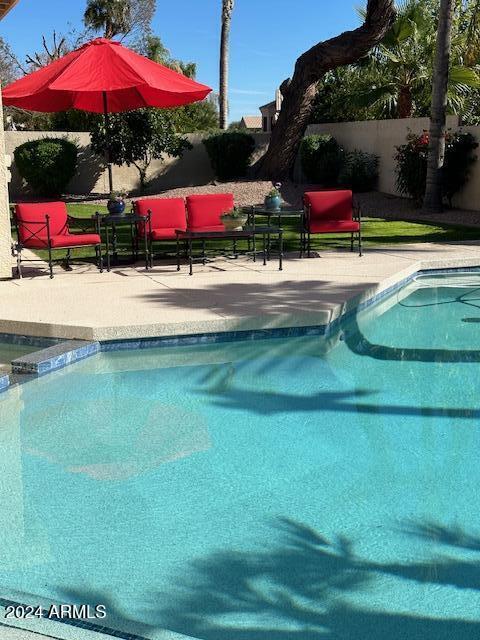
[135,278,375,321]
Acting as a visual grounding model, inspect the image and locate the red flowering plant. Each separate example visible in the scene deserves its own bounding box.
[395,129,477,206]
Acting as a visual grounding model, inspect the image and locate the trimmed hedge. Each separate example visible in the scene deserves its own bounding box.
[338,150,379,192]
[300,134,345,186]
[203,131,255,180]
[14,137,78,196]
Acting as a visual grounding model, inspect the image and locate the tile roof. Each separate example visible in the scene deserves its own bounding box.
[0,0,19,19]
[240,115,262,129]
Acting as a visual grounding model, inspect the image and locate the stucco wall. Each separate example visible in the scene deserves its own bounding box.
[6,121,480,211]
[6,131,271,198]
[301,116,480,211]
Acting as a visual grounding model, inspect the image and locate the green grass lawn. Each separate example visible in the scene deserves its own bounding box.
[16,202,480,264]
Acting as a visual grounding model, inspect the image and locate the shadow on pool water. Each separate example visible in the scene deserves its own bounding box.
[55,518,480,640]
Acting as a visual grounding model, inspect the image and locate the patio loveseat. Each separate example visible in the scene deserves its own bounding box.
[134,193,234,266]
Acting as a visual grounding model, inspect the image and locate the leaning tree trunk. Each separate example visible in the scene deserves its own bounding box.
[423,0,455,214]
[258,0,396,179]
[219,0,234,130]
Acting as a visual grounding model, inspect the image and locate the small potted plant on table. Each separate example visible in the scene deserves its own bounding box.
[107,191,127,215]
[264,183,283,210]
[221,207,248,230]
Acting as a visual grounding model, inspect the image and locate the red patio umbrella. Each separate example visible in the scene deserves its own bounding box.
[3,38,212,191]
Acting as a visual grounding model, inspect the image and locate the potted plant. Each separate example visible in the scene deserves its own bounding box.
[264,182,283,210]
[107,191,127,215]
[221,207,248,230]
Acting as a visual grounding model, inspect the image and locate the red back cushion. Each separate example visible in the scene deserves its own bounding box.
[135,198,186,236]
[15,202,68,242]
[304,190,353,221]
[186,194,234,229]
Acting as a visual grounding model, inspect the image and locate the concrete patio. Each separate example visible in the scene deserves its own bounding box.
[1,242,480,343]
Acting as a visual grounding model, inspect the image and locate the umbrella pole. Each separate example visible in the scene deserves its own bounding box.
[103,91,114,194]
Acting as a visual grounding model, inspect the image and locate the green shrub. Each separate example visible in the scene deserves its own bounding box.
[395,130,477,206]
[338,150,379,192]
[14,137,78,196]
[203,131,255,180]
[443,132,478,205]
[300,134,345,185]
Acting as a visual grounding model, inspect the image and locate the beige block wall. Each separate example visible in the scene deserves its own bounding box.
[305,116,458,193]
[6,119,480,211]
[0,88,12,279]
[454,124,480,211]
[6,131,271,198]
[301,116,480,211]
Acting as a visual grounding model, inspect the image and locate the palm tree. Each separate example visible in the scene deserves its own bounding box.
[219,0,234,130]
[84,0,131,39]
[423,0,455,213]
[347,0,480,119]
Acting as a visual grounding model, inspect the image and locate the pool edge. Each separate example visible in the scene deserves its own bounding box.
[2,263,480,393]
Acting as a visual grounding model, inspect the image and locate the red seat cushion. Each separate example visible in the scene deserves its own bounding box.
[150,228,179,241]
[309,220,360,234]
[304,190,354,228]
[134,198,186,237]
[15,202,68,245]
[49,233,101,248]
[22,233,100,249]
[186,194,234,230]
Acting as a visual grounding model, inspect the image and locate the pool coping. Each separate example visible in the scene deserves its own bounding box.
[2,261,480,394]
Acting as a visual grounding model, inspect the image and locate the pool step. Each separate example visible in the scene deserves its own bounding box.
[11,340,100,376]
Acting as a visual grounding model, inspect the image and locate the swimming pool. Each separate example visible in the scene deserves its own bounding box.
[1,272,480,640]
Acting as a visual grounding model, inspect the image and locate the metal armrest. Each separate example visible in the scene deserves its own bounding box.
[353,202,362,223]
[69,213,105,235]
[68,215,98,226]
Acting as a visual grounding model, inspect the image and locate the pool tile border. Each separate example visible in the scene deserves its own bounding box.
[0,373,9,393]
[0,331,59,348]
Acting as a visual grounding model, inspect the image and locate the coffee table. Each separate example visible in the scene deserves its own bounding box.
[175,227,283,275]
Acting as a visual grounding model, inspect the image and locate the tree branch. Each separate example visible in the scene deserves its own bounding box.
[258,0,397,178]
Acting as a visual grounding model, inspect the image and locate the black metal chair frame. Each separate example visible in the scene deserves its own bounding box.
[131,203,184,269]
[12,208,104,279]
[301,201,363,258]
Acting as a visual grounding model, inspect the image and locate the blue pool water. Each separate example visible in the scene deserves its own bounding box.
[1,273,480,639]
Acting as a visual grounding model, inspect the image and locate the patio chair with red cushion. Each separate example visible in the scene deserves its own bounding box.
[13,201,103,278]
[302,190,362,258]
[185,193,234,232]
[133,197,187,267]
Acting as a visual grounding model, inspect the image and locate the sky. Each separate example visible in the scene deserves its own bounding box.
[0,0,361,123]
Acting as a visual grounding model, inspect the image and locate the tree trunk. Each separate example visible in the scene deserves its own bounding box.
[258,0,396,179]
[397,85,413,119]
[219,1,234,130]
[423,0,455,214]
